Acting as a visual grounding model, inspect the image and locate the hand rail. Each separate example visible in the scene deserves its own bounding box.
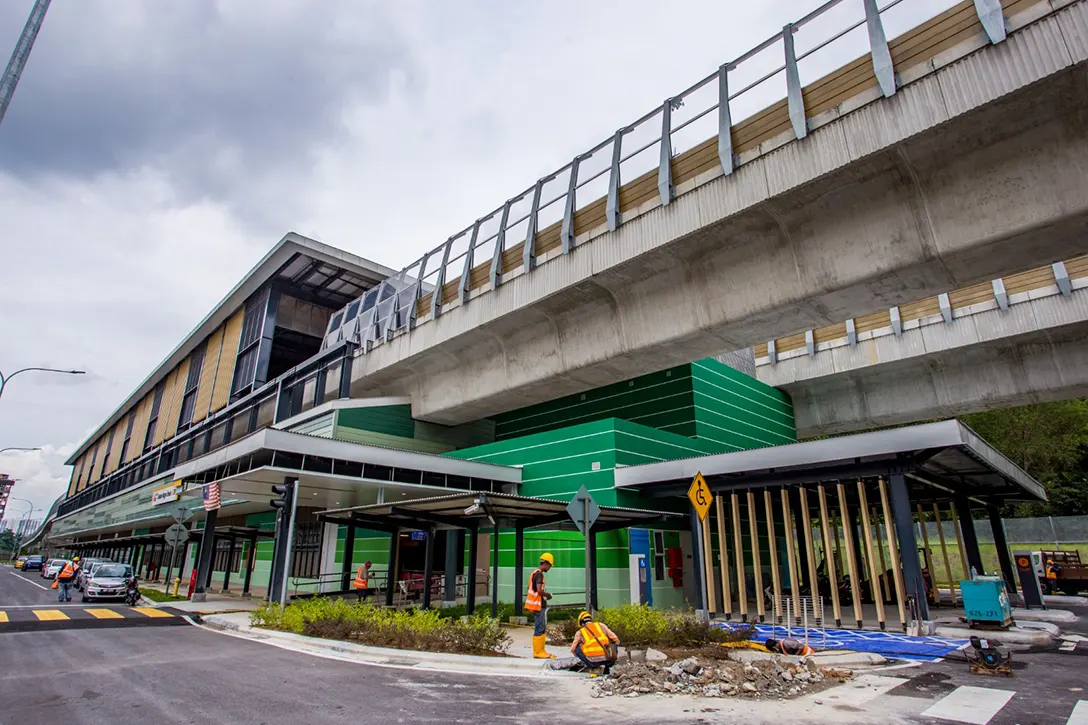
[320,0,1011,352]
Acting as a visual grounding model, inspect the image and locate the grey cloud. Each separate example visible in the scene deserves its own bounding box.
[0,1,419,225]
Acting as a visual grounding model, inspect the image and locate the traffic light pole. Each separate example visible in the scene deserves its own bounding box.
[268,478,298,606]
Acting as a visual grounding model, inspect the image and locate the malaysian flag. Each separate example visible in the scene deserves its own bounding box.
[202,481,221,511]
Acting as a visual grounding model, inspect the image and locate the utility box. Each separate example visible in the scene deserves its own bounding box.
[960,576,1013,629]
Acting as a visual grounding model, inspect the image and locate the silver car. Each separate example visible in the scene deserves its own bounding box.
[75,558,111,591]
[82,563,134,602]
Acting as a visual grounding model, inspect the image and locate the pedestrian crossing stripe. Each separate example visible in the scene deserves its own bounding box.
[85,608,125,619]
[32,609,69,621]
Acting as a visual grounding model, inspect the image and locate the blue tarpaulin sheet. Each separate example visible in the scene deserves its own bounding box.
[719,623,969,661]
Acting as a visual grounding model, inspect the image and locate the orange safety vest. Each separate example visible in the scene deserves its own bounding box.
[1046,564,1059,580]
[525,568,544,612]
[578,622,611,660]
[56,562,78,581]
[353,566,369,590]
[776,639,814,657]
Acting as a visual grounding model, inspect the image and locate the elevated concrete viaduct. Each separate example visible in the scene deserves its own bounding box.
[755,257,1088,435]
[346,1,1088,426]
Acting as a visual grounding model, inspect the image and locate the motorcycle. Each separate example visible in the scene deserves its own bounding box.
[124,576,141,606]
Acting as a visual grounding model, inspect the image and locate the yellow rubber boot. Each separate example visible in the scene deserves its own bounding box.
[532,634,557,659]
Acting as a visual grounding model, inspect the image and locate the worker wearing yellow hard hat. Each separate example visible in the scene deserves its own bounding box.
[526,552,555,658]
[571,610,620,675]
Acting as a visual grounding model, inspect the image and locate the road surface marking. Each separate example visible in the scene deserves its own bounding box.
[85,608,125,619]
[0,612,7,623]
[32,609,70,622]
[7,569,51,591]
[921,685,1015,724]
[1068,701,1088,725]
[130,607,174,618]
[808,674,907,707]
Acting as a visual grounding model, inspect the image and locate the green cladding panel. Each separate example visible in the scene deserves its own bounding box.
[690,359,796,450]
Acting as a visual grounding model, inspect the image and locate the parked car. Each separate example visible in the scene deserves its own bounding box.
[13,556,27,569]
[82,563,134,603]
[21,555,45,572]
[75,558,110,591]
[42,559,68,579]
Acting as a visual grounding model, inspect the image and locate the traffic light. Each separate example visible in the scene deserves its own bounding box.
[271,480,295,511]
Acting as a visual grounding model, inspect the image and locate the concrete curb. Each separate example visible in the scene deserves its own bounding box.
[200,613,579,679]
[1011,607,1077,623]
[727,648,887,668]
[933,623,1057,646]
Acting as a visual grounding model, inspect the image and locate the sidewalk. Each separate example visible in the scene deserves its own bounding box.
[200,611,577,679]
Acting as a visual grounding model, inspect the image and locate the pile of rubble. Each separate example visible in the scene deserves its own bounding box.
[589,655,851,699]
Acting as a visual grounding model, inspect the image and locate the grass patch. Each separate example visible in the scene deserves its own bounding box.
[251,599,511,656]
[141,588,187,603]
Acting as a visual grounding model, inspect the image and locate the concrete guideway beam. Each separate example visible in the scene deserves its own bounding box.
[785,321,1088,436]
[351,7,1088,425]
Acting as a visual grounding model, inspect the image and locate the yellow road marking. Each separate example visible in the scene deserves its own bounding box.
[0,612,8,623]
[85,608,125,619]
[130,607,174,618]
[33,609,69,621]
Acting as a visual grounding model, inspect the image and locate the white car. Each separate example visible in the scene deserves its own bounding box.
[41,559,68,579]
[82,563,134,602]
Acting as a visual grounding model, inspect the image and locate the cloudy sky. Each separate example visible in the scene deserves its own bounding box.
[0,0,957,524]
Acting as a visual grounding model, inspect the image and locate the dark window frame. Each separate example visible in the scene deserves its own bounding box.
[177,344,207,432]
[143,384,166,454]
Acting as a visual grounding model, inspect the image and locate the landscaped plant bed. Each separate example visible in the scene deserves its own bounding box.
[546,604,755,652]
[251,598,511,656]
[590,655,852,700]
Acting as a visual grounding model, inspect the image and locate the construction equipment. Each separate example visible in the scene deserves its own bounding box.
[1037,550,1088,596]
[0,0,52,128]
[960,575,1014,629]
[965,636,1012,677]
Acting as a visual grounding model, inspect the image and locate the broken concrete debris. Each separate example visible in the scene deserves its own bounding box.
[589,655,851,699]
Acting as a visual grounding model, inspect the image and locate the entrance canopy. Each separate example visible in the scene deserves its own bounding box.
[615,420,1046,505]
[173,427,522,518]
[317,491,684,533]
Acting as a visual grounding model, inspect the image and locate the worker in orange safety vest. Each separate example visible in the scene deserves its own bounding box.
[570,610,620,675]
[52,557,81,602]
[765,637,815,657]
[353,560,373,602]
[525,552,554,659]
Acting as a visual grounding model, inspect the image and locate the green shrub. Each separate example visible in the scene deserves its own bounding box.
[250,598,511,656]
[594,605,754,649]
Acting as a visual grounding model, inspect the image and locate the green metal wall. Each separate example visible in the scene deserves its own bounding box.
[690,359,796,450]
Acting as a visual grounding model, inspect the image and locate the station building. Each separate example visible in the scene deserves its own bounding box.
[36,233,1044,627]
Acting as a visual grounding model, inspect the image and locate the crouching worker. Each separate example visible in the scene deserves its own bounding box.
[571,611,620,675]
[764,637,814,658]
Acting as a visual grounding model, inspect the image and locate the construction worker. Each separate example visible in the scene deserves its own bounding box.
[570,611,620,675]
[764,637,815,658]
[53,557,80,603]
[1045,558,1061,593]
[526,552,555,659]
[353,560,373,602]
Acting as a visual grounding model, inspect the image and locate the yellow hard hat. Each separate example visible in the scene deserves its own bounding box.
[578,610,592,624]
[72,556,80,562]
[540,552,555,566]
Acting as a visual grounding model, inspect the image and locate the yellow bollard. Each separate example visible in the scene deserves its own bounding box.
[172,576,181,597]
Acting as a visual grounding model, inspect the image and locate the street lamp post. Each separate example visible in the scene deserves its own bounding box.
[0,367,85,402]
[7,497,41,560]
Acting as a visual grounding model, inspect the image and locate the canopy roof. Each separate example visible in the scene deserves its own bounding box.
[319,491,684,533]
[615,420,1046,504]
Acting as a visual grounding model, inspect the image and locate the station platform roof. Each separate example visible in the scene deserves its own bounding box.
[318,491,684,533]
[615,420,1046,505]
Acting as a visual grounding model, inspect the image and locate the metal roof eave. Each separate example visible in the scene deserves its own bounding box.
[66,232,398,465]
[613,419,1046,502]
[170,428,523,484]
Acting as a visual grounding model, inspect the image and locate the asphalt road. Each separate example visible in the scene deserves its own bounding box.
[2,565,65,606]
